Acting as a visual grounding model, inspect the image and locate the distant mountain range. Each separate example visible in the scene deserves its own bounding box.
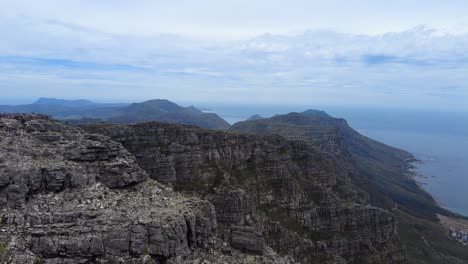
[0,98,230,129]
[33,98,98,107]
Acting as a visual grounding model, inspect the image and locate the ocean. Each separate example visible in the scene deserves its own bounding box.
[201,103,468,217]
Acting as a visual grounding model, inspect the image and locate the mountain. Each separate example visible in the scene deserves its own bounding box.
[231,110,468,263]
[86,120,407,263]
[0,98,230,130]
[246,114,263,121]
[0,114,290,263]
[107,99,230,129]
[2,109,467,263]
[0,99,126,119]
[34,97,97,107]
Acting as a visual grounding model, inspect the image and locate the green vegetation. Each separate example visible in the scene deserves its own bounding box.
[259,205,337,241]
[397,210,468,263]
[33,257,46,264]
[0,241,9,263]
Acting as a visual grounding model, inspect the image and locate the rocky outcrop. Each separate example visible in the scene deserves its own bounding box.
[230,110,447,221]
[1,181,218,263]
[93,121,406,263]
[230,226,265,254]
[0,114,146,208]
[0,114,290,264]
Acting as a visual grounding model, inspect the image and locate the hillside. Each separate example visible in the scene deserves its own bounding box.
[108,99,230,129]
[3,110,466,263]
[87,121,407,264]
[0,114,289,263]
[231,110,468,263]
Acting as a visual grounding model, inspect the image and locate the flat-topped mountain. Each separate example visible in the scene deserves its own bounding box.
[34,98,97,107]
[0,99,126,120]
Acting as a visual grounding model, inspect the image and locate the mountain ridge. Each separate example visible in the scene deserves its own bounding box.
[0,98,230,130]
[231,109,468,263]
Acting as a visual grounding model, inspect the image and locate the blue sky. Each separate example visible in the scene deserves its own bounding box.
[1,1,468,110]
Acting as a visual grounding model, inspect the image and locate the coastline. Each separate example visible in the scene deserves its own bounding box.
[407,159,443,208]
[407,158,468,219]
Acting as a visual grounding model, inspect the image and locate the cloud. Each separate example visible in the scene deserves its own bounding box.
[1,15,468,109]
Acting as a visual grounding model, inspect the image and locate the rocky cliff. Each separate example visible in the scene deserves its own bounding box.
[231,110,468,263]
[0,114,289,264]
[230,110,448,219]
[92,121,406,263]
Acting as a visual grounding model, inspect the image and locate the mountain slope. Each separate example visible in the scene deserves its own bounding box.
[247,114,264,121]
[107,99,230,129]
[88,121,407,263]
[230,110,455,218]
[231,110,468,263]
[0,114,289,263]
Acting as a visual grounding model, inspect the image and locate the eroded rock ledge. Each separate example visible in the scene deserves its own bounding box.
[93,121,406,264]
[0,114,289,263]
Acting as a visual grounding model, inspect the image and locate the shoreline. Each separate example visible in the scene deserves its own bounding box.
[407,159,443,207]
[407,158,468,219]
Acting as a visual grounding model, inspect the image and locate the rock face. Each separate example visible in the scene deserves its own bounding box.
[93,121,406,263]
[0,114,147,208]
[231,110,468,263]
[230,110,444,220]
[0,114,290,264]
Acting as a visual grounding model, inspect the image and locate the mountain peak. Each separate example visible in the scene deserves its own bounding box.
[111,99,230,129]
[127,99,183,113]
[247,114,263,121]
[301,109,331,118]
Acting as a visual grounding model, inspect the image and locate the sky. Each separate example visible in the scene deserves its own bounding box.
[1,0,468,110]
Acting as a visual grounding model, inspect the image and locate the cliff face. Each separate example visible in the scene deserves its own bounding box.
[0,114,289,264]
[230,111,444,220]
[231,110,468,263]
[94,121,406,263]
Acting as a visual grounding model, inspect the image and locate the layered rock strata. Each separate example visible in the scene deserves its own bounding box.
[0,114,289,264]
[94,121,406,263]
